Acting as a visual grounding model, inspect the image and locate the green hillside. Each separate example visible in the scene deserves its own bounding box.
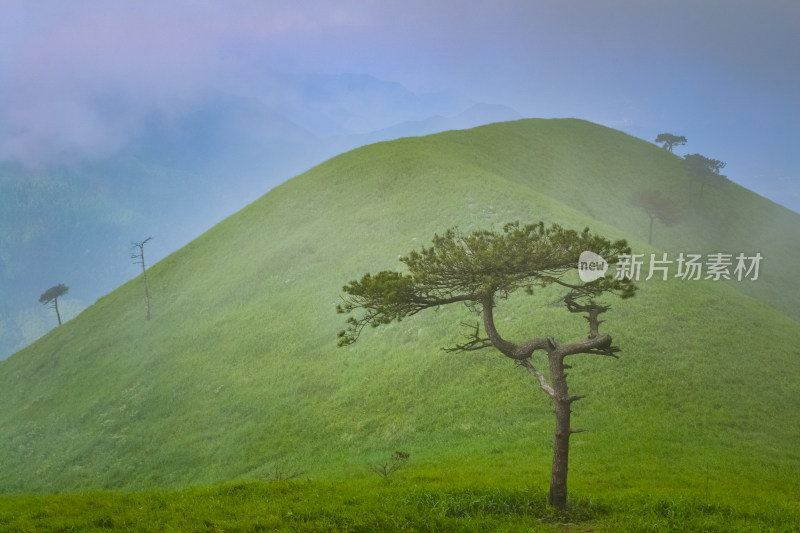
[1,119,798,524]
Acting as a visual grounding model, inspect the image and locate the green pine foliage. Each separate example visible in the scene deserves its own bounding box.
[0,119,798,529]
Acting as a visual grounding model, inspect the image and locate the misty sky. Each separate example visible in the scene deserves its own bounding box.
[1,0,798,211]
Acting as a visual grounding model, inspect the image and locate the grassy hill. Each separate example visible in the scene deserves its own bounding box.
[1,119,798,528]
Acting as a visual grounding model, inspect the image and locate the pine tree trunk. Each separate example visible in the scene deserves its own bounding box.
[54,297,62,326]
[548,351,571,510]
[133,238,152,321]
[140,247,151,321]
[142,267,151,321]
[549,398,571,509]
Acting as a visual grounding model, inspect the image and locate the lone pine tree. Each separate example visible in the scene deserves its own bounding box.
[39,283,69,327]
[337,221,636,509]
[131,237,153,320]
[654,133,687,152]
[683,154,727,211]
[631,190,680,245]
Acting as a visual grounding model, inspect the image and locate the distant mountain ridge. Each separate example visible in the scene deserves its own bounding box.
[334,103,522,149]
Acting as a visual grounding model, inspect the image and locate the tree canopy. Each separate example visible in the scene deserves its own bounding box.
[655,133,687,152]
[338,222,634,348]
[631,190,680,245]
[39,283,69,326]
[683,153,727,209]
[683,153,726,181]
[39,284,69,305]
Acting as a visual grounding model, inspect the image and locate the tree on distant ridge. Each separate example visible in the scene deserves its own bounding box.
[655,133,687,152]
[631,190,680,245]
[39,283,69,326]
[131,237,153,320]
[683,154,727,210]
[337,221,636,510]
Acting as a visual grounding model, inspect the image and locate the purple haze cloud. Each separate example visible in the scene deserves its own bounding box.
[0,0,798,209]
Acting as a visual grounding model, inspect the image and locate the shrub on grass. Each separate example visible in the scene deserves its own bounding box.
[370,451,410,481]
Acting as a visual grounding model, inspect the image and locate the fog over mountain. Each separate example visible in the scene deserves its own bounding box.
[0,72,519,359]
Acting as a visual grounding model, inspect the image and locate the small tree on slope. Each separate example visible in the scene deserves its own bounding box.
[655,133,686,152]
[39,283,69,326]
[631,190,680,245]
[683,154,727,211]
[337,221,636,509]
[131,237,153,321]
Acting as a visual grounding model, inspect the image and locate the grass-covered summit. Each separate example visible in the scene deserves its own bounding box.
[1,119,797,517]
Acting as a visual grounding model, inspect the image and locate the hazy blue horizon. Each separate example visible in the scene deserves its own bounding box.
[2,0,798,210]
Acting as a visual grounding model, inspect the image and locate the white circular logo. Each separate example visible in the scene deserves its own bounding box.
[578,251,608,282]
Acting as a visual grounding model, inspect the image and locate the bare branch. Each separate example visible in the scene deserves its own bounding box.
[515,337,550,358]
[442,322,494,353]
[517,359,554,397]
[583,347,620,359]
[558,334,612,357]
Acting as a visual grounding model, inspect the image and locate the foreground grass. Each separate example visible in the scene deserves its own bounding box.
[2,479,798,533]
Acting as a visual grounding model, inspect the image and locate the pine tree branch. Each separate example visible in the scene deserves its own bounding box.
[517,359,554,397]
[442,322,494,352]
